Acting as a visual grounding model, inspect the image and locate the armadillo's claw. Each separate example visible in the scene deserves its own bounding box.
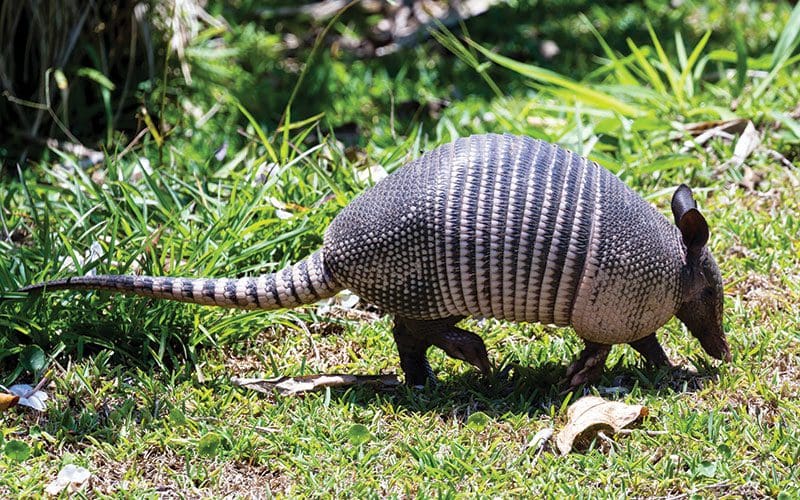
[563,341,611,390]
[430,327,491,377]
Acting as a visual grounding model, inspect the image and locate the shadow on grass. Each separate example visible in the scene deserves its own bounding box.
[268,356,726,420]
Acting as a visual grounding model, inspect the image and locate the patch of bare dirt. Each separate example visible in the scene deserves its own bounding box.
[728,272,796,319]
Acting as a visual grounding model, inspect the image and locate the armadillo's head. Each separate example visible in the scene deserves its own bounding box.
[671,185,731,363]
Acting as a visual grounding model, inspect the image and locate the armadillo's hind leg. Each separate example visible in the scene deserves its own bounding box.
[564,340,611,390]
[392,316,491,387]
[628,333,672,368]
[392,317,436,388]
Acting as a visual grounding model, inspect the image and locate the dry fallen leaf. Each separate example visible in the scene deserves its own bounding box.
[681,118,749,152]
[555,396,648,455]
[526,427,554,452]
[8,384,49,412]
[683,118,749,138]
[44,464,91,496]
[232,374,401,396]
[0,393,20,411]
[724,120,762,170]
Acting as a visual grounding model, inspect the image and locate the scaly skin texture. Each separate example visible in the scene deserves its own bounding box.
[21,134,730,388]
[325,135,683,341]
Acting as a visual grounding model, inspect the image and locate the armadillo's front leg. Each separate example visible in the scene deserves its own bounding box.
[564,340,611,389]
[628,333,672,367]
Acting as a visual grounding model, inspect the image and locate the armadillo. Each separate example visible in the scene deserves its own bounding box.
[21,134,731,388]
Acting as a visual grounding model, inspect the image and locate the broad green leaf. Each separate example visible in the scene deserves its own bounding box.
[169,408,187,426]
[466,411,490,431]
[347,424,372,445]
[20,345,46,373]
[197,433,222,457]
[694,460,717,478]
[4,440,30,462]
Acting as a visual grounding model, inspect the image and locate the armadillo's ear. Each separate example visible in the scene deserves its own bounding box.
[672,185,709,256]
[671,184,696,225]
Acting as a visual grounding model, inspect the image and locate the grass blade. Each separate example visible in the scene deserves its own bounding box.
[771,111,800,139]
[468,39,642,117]
[733,24,748,97]
[679,30,712,99]
[626,39,666,96]
[580,13,637,86]
[430,25,503,99]
[675,31,688,72]
[231,97,278,164]
[771,1,800,69]
[646,20,682,102]
[754,2,800,98]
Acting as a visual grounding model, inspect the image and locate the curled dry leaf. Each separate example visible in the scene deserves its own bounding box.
[555,396,648,455]
[356,164,389,184]
[316,290,361,315]
[232,374,400,396]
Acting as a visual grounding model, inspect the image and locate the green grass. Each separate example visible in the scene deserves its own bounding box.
[2,0,800,496]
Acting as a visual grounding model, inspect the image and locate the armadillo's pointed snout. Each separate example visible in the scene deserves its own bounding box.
[684,307,731,362]
[698,329,732,362]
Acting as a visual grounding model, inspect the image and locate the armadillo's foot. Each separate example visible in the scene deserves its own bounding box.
[564,341,611,390]
[429,327,491,376]
[628,333,672,368]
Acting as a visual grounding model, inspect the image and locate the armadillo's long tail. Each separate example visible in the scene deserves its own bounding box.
[19,249,342,310]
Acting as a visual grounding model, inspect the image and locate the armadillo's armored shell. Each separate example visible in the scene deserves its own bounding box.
[324,134,684,344]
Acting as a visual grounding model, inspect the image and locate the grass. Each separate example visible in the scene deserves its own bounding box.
[1,0,800,496]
